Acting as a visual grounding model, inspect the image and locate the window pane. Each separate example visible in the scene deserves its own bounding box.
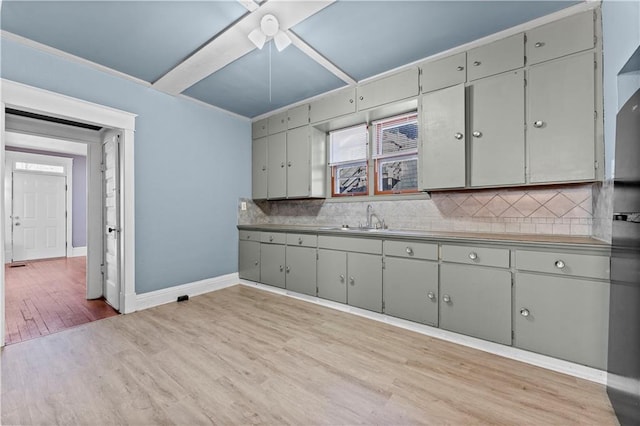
[373,112,418,158]
[334,162,367,195]
[377,157,418,192]
[329,124,368,164]
[15,162,64,174]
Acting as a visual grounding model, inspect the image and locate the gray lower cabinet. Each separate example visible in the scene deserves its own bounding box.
[260,243,286,288]
[285,246,317,296]
[514,273,609,369]
[317,248,347,303]
[440,263,512,345]
[347,252,383,313]
[238,240,260,281]
[383,257,438,326]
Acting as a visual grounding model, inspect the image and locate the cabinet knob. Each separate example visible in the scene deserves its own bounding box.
[287,161,292,167]
[269,236,273,242]
[286,266,291,273]
[454,132,464,140]
[339,274,345,283]
[534,41,544,48]
[298,237,303,245]
[472,131,482,138]
[443,294,451,303]
[279,265,284,272]
[473,61,481,66]
[427,291,435,300]
[406,247,414,256]
[533,120,544,128]
[456,66,464,71]
[555,260,566,269]
[280,162,285,168]
[254,261,259,266]
[468,252,478,260]
[349,276,355,285]
[520,308,530,317]
[349,99,354,104]
[246,235,251,240]
[359,96,364,101]
[262,166,266,171]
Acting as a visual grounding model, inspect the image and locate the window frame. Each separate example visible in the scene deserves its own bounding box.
[328,123,369,197]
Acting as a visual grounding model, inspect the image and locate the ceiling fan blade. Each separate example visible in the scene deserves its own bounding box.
[274,31,292,52]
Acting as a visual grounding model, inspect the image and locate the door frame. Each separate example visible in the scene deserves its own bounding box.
[4,151,74,261]
[0,79,138,346]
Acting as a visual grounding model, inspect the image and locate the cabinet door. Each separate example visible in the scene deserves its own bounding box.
[288,104,309,129]
[514,273,609,369]
[309,87,356,123]
[286,126,310,198]
[469,70,525,186]
[286,246,317,296]
[268,111,288,135]
[526,11,594,65]
[252,118,268,139]
[421,52,466,93]
[317,249,347,303]
[467,33,524,81]
[421,84,466,189]
[528,52,595,183]
[267,132,287,199]
[252,137,268,199]
[347,252,382,313]
[357,68,419,111]
[440,264,512,345]
[238,240,260,282]
[383,257,438,326]
[260,244,286,288]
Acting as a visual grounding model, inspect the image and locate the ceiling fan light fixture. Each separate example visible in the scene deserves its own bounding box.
[260,14,279,37]
[248,27,266,49]
[274,31,292,52]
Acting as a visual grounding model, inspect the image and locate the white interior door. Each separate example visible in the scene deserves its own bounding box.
[12,172,66,261]
[103,134,120,310]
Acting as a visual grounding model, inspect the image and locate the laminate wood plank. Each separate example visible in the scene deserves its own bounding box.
[2,285,617,425]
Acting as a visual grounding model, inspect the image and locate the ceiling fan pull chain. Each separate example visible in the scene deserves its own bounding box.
[269,41,272,103]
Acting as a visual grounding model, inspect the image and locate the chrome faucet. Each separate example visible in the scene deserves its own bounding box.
[366,204,385,229]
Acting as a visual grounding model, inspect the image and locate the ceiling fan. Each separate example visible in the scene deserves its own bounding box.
[248,14,292,52]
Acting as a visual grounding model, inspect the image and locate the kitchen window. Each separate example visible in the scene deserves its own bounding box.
[372,112,419,194]
[329,124,368,197]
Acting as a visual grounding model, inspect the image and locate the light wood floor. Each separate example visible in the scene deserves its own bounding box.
[4,257,119,345]
[1,285,617,425]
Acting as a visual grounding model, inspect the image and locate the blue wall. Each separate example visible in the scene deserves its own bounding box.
[5,146,87,248]
[1,38,251,294]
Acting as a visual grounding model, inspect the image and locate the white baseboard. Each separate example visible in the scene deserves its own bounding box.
[70,246,87,257]
[238,279,607,385]
[136,272,239,311]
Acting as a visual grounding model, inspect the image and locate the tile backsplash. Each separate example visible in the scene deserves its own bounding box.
[238,183,598,237]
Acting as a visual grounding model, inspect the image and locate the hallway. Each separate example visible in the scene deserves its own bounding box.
[4,256,118,344]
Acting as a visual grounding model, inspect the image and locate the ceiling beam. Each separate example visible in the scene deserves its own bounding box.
[237,0,259,12]
[286,29,356,86]
[153,0,335,96]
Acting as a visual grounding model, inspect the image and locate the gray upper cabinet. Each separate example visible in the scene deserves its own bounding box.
[420,52,466,93]
[285,245,317,296]
[287,104,309,129]
[347,252,383,313]
[469,70,525,187]
[528,52,595,183]
[440,263,512,345]
[309,87,356,124]
[383,256,438,326]
[252,118,268,139]
[260,241,286,289]
[467,33,524,81]
[526,10,595,65]
[238,239,260,282]
[514,273,609,369]
[357,68,419,111]
[268,111,288,135]
[251,136,267,200]
[317,248,347,303]
[420,84,466,190]
[286,126,311,198]
[267,132,287,199]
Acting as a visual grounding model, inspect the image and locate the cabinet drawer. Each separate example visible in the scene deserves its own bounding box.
[357,67,419,111]
[286,233,317,248]
[260,232,286,244]
[442,244,510,268]
[467,33,524,81]
[421,52,466,93]
[287,104,309,129]
[239,230,261,241]
[384,240,438,260]
[252,118,268,139]
[309,87,356,123]
[268,111,288,135]
[526,11,594,65]
[318,236,382,254]
[515,250,609,280]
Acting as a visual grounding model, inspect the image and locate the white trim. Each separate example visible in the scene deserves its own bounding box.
[136,273,239,311]
[1,79,138,347]
[70,246,87,257]
[1,31,152,89]
[238,280,608,385]
[0,100,6,345]
[5,131,88,156]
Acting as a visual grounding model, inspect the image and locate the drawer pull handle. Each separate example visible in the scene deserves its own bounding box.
[427,292,435,300]
[286,266,291,274]
[406,247,414,256]
[469,252,478,260]
[279,265,284,272]
[339,274,345,283]
[298,237,303,245]
[442,294,451,303]
[534,41,544,48]
[349,276,355,286]
[555,260,565,269]
[520,308,530,317]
